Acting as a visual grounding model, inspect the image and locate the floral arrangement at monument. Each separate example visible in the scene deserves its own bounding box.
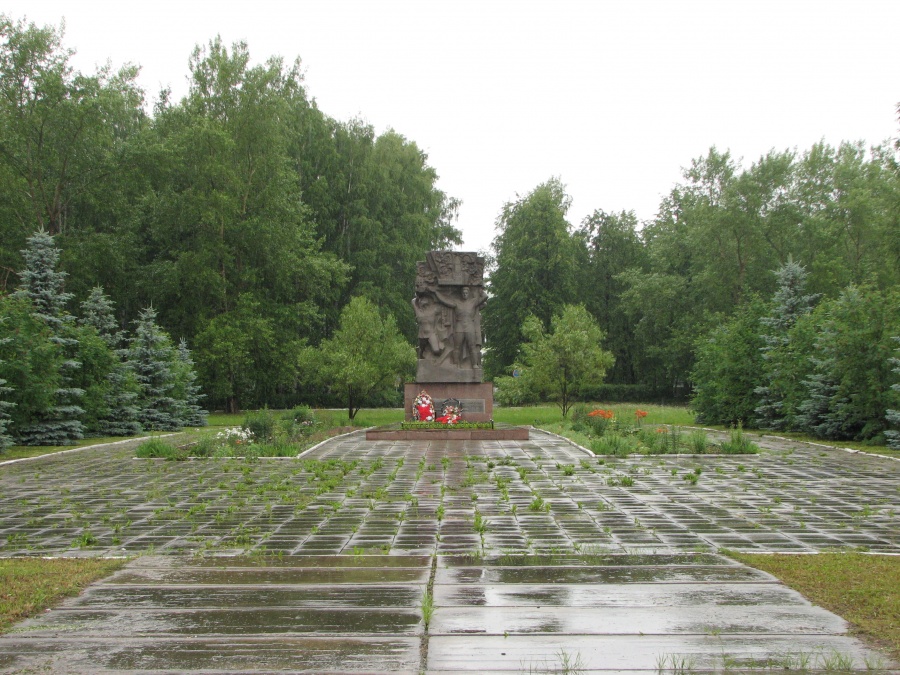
[413,391,435,422]
[408,391,468,426]
[436,402,462,425]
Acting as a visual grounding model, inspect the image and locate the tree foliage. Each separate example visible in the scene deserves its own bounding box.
[1,13,900,442]
[0,316,14,451]
[691,299,767,426]
[484,179,578,378]
[502,305,614,417]
[126,307,181,431]
[316,297,415,419]
[10,230,84,444]
[754,261,819,430]
[795,286,899,441]
[885,337,900,450]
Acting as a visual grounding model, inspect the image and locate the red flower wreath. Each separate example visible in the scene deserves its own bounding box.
[413,391,435,422]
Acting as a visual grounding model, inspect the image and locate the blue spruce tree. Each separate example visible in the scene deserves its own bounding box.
[127,307,181,431]
[886,338,900,450]
[0,322,14,452]
[173,339,208,427]
[12,230,84,445]
[79,287,124,348]
[754,260,818,430]
[79,288,141,437]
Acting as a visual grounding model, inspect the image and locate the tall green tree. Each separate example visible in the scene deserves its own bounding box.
[316,296,415,420]
[484,179,578,378]
[500,304,614,417]
[79,286,123,348]
[12,230,84,444]
[0,317,14,451]
[127,307,181,431]
[691,299,767,426]
[754,260,819,430]
[0,15,144,293]
[885,337,900,450]
[293,117,461,339]
[173,338,207,427]
[575,209,647,384]
[77,287,140,436]
[194,294,300,413]
[797,286,900,440]
[0,295,63,443]
[137,38,349,346]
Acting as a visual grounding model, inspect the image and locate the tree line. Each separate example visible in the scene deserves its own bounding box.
[0,231,206,449]
[485,142,900,443]
[0,16,458,416]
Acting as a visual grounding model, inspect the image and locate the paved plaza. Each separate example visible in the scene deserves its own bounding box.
[0,429,898,671]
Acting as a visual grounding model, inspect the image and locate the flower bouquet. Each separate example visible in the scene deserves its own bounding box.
[413,391,435,421]
[436,402,462,424]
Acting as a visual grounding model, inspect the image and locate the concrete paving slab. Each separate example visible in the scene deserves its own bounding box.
[434,564,773,584]
[12,607,423,636]
[432,582,809,607]
[427,635,888,671]
[0,636,422,673]
[429,604,847,635]
[71,584,425,609]
[110,566,430,585]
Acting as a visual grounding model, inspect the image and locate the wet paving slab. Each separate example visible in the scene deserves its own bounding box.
[1,429,898,671]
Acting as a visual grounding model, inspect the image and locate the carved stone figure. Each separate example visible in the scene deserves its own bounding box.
[434,285,487,368]
[411,294,444,359]
[413,251,486,383]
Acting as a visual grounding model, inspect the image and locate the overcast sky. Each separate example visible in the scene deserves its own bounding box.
[6,0,899,253]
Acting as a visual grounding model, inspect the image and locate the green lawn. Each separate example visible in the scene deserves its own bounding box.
[0,433,160,462]
[493,403,695,427]
[0,557,128,634]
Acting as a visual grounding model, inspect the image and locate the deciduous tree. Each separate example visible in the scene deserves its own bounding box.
[317,297,415,419]
[484,179,578,378]
[691,299,767,426]
[503,305,614,417]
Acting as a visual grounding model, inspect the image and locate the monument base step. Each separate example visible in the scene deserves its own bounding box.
[365,425,529,441]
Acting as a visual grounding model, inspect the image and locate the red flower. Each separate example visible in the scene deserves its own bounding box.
[588,409,614,419]
[635,409,648,419]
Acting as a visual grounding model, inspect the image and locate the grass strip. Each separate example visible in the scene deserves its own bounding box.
[728,552,900,661]
[0,557,127,633]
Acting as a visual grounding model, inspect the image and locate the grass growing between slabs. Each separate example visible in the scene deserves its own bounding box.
[0,557,128,634]
[728,552,900,662]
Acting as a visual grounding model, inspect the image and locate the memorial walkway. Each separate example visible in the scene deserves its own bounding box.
[0,429,897,671]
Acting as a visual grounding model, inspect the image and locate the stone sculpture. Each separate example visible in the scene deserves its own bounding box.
[412,252,486,383]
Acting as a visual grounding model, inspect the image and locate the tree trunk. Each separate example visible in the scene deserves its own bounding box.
[225,396,240,415]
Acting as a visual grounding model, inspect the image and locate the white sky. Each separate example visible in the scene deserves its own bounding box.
[7,0,900,253]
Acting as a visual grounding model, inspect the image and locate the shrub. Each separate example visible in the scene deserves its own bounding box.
[686,430,709,454]
[278,406,318,440]
[189,436,217,458]
[135,437,178,459]
[591,433,635,456]
[243,409,277,442]
[637,427,666,453]
[719,424,760,454]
